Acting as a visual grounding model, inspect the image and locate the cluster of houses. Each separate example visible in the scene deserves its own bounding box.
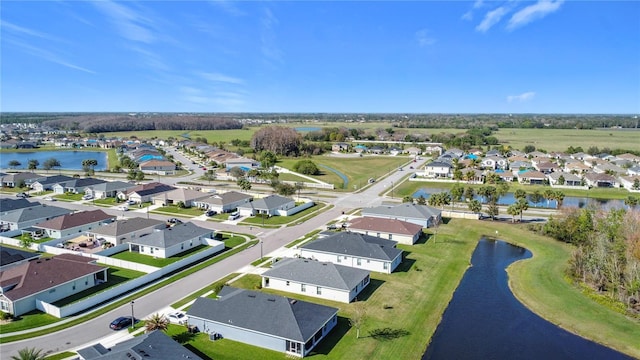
[184,202,441,357]
[121,144,176,175]
[332,142,442,157]
[423,148,640,192]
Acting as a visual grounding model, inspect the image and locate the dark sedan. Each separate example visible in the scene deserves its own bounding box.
[109,316,133,330]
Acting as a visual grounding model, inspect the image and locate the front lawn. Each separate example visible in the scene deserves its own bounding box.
[240,203,321,227]
[93,197,118,206]
[110,245,209,267]
[53,193,84,201]
[151,206,205,217]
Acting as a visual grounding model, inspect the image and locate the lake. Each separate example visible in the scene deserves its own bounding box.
[423,239,633,360]
[0,151,108,171]
[412,187,630,210]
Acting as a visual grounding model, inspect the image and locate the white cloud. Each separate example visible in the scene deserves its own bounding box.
[415,29,436,47]
[6,38,95,74]
[476,6,509,33]
[507,91,536,103]
[507,0,564,30]
[208,0,245,16]
[1,20,65,43]
[199,72,244,85]
[261,7,283,63]
[461,11,473,21]
[473,0,485,9]
[93,1,156,43]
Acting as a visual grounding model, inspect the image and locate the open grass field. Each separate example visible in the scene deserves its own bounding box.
[495,128,640,152]
[277,155,410,190]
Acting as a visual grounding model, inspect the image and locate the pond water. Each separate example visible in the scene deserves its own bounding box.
[423,239,633,360]
[0,151,108,171]
[412,188,630,210]
[294,126,321,132]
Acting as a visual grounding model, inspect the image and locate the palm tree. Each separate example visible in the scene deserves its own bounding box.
[468,199,482,215]
[10,347,45,360]
[145,313,169,332]
[516,198,529,222]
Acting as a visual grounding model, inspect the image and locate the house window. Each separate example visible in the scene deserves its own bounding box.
[0,301,8,311]
[383,263,389,270]
[181,244,184,250]
[72,285,76,290]
[141,246,144,252]
[49,289,56,293]
[286,281,290,286]
[150,247,154,254]
[286,341,301,354]
[85,280,88,285]
[389,234,393,240]
[301,284,306,292]
[337,256,341,263]
[357,258,362,266]
[317,287,322,295]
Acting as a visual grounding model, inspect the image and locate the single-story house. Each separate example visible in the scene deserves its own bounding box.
[77,330,203,360]
[548,172,583,187]
[88,218,165,246]
[423,161,452,178]
[139,160,176,175]
[52,178,106,195]
[193,191,254,213]
[0,245,41,271]
[237,194,296,217]
[225,157,261,170]
[117,182,176,204]
[404,146,422,156]
[30,175,74,192]
[187,287,338,357]
[516,170,547,185]
[331,142,349,152]
[151,188,211,207]
[347,217,423,245]
[261,257,370,303]
[126,222,220,258]
[0,253,107,316]
[533,161,561,174]
[0,172,45,188]
[629,165,640,176]
[564,161,591,174]
[0,205,72,231]
[0,198,41,215]
[85,181,137,199]
[583,172,618,188]
[299,232,402,274]
[361,203,442,228]
[619,175,640,192]
[34,209,116,239]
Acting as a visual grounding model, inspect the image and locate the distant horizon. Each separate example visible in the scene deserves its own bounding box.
[1,111,638,116]
[2,2,638,113]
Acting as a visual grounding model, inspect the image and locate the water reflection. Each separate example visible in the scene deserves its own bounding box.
[423,239,633,360]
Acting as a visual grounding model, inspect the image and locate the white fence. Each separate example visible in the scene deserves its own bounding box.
[280,201,315,216]
[34,239,224,318]
[281,180,334,190]
[442,210,481,220]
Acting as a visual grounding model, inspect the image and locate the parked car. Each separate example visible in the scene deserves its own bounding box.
[167,218,183,224]
[117,205,129,211]
[228,212,240,221]
[126,199,137,205]
[206,210,217,217]
[82,194,93,200]
[109,316,134,330]
[43,196,55,201]
[167,311,188,324]
[16,192,29,198]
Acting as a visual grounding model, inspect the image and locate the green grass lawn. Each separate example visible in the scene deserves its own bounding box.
[52,266,146,307]
[110,245,208,267]
[93,197,118,206]
[221,234,245,248]
[277,155,410,190]
[396,179,636,201]
[151,206,205,217]
[171,273,241,309]
[240,203,321,226]
[53,193,84,201]
[495,128,640,153]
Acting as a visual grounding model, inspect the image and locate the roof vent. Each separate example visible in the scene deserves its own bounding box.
[248,294,256,298]
[267,298,276,302]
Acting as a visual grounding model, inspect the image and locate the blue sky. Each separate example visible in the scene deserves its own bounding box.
[2,1,639,114]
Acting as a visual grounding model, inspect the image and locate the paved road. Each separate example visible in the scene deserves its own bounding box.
[0,157,427,357]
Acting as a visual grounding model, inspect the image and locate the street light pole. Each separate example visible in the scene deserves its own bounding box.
[260,240,263,261]
[130,301,135,330]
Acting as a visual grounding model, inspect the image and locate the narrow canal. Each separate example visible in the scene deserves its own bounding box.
[423,239,633,360]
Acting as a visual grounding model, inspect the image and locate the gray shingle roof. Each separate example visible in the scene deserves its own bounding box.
[0,245,40,267]
[77,330,203,360]
[301,232,401,261]
[263,258,369,291]
[362,203,441,221]
[244,194,293,211]
[1,205,71,223]
[200,191,253,206]
[131,222,212,248]
[0,198,40,213]
[90,181,136,192]
[187,287,338,342]
[90,218,164,237]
